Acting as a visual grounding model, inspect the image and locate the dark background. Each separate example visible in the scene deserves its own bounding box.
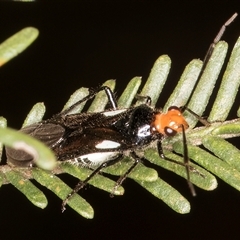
[0,1,240,239]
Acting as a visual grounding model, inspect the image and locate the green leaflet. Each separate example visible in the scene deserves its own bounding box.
[0,27,38,66]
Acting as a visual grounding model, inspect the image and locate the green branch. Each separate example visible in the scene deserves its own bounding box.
[0,28,239,218]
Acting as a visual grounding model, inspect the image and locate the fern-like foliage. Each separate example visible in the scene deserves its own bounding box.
[0,28,239,219]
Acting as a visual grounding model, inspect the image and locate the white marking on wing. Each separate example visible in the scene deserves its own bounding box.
[96,140,120,149]
[79,152,119,165]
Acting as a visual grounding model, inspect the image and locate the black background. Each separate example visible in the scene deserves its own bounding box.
[0,1,240,239]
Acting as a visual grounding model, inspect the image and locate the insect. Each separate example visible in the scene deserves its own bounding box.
[5,13,238,212]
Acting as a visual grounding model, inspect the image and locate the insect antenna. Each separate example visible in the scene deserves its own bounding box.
[165,13,237,196]
[184,12,238,108]
[181,124,196,196]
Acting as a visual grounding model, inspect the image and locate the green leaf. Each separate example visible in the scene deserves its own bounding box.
[139,55,171,105]
[145,148,217,191]
[184,41,228,127]
[5,169,47,209]
[118,76,142,108]
[104,158,158,182]
[0,27,39,66]
[62,87,89,113]
[22,103,46,127]
[32,168,94,219]
[209,36,240,122]
[164,59,202,111]
[60,162,125,196]
[174,143,240,192]
[136,178,191,214]
[0,127,56,170]
[202,136,240,172]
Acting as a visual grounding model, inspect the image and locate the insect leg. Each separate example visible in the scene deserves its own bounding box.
[61,86,118,116]
[180,106,210,126]
[135,95,152,105]
[157,136,197,196]
[62,153,124,212]
[111,151,142,195]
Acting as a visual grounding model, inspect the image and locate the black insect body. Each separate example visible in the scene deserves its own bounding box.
[56,108,155,162]
[6,86,192,211]
[6,95,160,166]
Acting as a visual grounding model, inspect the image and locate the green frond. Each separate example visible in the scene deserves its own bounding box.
[0,29,240,219]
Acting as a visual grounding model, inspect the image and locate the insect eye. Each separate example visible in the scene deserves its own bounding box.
[164,127,177,136]
[168,106,181,112]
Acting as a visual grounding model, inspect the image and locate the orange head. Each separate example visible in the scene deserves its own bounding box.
[151,106,189,136]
